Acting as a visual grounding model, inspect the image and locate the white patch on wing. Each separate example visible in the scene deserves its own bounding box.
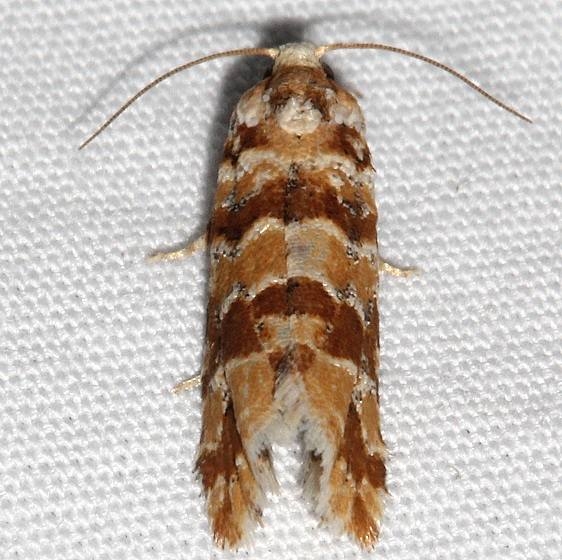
[277,97,322,135]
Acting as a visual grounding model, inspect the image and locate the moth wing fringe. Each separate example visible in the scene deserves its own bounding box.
[196,384,276,548]
[300,391,387,548]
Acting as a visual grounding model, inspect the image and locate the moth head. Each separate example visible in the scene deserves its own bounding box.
[271,42,323,72]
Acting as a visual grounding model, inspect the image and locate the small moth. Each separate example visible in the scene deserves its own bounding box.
[81,41,530,549]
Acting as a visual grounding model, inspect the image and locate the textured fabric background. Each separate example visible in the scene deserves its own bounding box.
[1,1,560,559]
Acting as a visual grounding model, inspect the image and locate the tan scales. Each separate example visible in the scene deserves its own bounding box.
[81,40,530,550]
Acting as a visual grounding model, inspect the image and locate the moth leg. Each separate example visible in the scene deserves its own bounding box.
[172,375,201,393]
[379,258,419,277]
[147,233,207,262]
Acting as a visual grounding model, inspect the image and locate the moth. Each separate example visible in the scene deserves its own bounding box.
[81,41,530,548]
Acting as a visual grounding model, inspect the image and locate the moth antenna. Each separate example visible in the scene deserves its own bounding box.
[317,42,532,123]
[79,47,277,150]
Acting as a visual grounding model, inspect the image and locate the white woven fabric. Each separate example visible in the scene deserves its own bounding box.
[1,1,560,559]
